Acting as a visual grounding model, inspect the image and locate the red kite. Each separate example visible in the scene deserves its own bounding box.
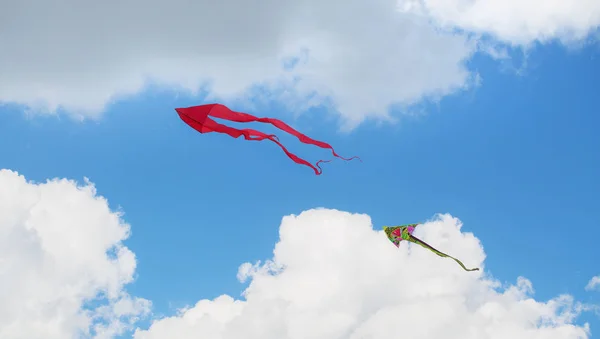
[175,103,359,175]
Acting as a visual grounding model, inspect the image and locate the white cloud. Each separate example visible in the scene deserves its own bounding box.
[398,0,600,45]
[134,208,590,339]
[0,170,593,338]
[1,0,478,128]
[586,276,600,291]
[0,169,149,338]
[2,1,599,128]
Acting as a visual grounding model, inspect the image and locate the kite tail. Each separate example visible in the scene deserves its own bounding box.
[210,104,360,162]
[267,135,331,175]
[408,235,479,272]
[255,116,360,161]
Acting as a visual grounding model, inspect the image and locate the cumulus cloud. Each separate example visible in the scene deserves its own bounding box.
[399,0,600,45]
[586,276,600,291]
[3,0,599,128]
[0,169,149,338]
[0,170,593,338]
[134,208,590,339]
[3,0,599,127]
[0,0,474,127]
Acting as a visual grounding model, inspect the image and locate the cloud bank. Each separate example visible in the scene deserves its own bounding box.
[0,170,149,338]
[2,0,598,127]
[134,209,589,338]
[0,169,592,338]
[398,0,600,45]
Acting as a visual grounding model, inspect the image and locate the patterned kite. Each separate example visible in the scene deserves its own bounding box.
[383,224,479,272]
[175,103,359,175]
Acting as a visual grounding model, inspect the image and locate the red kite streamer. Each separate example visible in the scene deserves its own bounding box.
[175,103,359,175]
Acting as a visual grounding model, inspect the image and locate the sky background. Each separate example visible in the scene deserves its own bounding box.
[1,1,600,338]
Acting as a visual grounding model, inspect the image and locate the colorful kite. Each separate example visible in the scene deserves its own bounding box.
[383,224,479,272]
[175,103,359,175]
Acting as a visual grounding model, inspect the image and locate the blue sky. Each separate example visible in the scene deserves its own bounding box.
[1,40,599,335]
[2,1,600,336]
